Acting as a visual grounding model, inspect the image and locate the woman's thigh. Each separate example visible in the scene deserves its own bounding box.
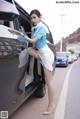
[27,47,40,59]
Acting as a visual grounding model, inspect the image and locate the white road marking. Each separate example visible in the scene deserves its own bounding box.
[53,63,75,119]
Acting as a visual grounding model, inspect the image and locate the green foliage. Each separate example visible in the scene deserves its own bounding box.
[68,49,74,54]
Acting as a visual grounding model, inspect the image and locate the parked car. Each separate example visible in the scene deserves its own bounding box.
[56,52,68,67]
[0,0,55,118]
[71,53,78,61]
[66,52,74,63]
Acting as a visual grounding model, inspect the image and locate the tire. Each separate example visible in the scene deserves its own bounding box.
[33,59,46,98]
[65,62,68,67]
[34,83,46,98]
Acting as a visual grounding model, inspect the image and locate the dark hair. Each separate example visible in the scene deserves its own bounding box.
[30,9,41,17]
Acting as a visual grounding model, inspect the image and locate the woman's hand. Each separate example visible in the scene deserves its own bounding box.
[24,35,38,43]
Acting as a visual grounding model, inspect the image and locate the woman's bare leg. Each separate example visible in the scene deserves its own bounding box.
[28,48,55,114]
[43,67,55,114]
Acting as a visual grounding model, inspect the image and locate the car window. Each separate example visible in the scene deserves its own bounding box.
[41,21,54,44]
[46,32,54,44]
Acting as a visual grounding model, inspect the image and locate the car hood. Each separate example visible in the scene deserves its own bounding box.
[56,57,67,60]
[0,0,19,21]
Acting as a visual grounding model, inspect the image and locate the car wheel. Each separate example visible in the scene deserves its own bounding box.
[34,83,46,98]
[65,62,68,67]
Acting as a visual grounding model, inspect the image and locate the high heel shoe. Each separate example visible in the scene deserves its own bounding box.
[43,104,55,115]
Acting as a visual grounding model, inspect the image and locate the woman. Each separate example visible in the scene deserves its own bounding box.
[25,9,55,115]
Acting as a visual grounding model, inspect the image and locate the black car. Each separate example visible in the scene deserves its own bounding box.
[0,0,55,118]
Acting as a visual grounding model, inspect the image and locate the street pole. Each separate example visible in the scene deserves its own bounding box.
[60,7,66,52]
[60,13,64,52]
[60,37,62,52]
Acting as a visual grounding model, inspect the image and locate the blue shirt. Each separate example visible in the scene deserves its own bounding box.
[31,22,47,49]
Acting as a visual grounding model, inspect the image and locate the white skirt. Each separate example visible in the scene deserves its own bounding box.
[38,45,54,71]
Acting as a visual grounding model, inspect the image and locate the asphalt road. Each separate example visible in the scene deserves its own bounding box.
[64,58,80,119]
[10,58,80,119]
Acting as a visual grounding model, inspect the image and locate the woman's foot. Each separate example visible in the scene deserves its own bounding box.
[43,104,55,115]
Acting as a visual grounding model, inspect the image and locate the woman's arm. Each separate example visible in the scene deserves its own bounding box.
[24,35,38,43]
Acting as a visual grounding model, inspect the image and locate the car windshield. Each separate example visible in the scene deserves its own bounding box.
[56,52,67,58]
